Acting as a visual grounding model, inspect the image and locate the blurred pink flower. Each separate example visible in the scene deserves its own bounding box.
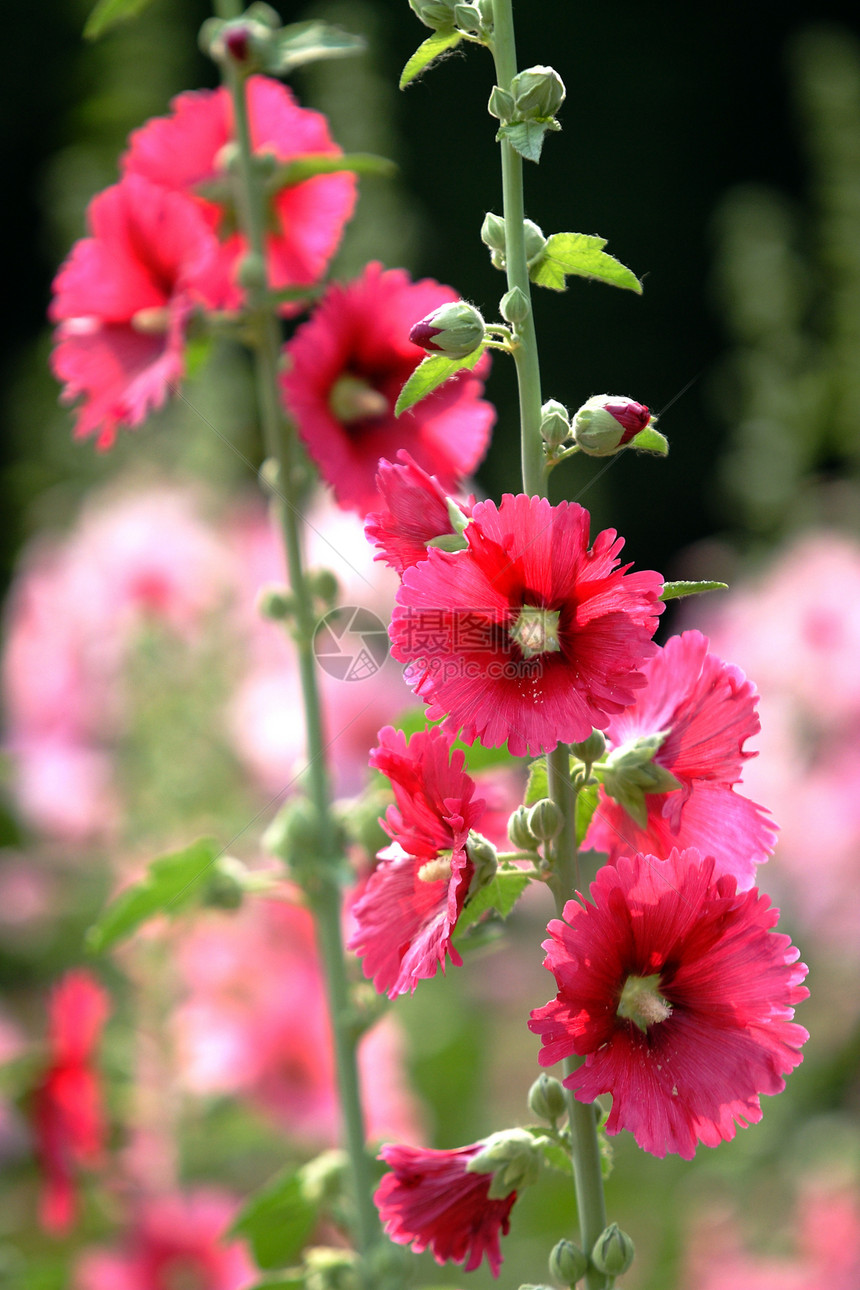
[75,1190,256,1290]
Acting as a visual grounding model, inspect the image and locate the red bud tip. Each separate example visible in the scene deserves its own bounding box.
[409,320,443,351]
[605,398,651,442]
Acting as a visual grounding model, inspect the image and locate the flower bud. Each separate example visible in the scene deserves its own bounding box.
[307,568,340,608]
[523,219,548,266]
[488,85,516,122]
[304,1247,359,1290]
[454,3,483,34]
[508,805,539,851]
[257,584,296,621]
[569,729,607,766]
[527,798,562,843]
[409,301,486,359]
[466,831,498,891]
[527,1073,567,1123]
[601,731,682,827]
[539,399,571,450]
[409,0,458,29]
[510,65,566,119]
[500,286,530,324]
[591,1224,635,1278]
[573,394,652,457]
[237,251,266,291]
[202,855,248,910]
[481,211,507,253]
[549,1238,589,1286]
[467,1128,543,1198]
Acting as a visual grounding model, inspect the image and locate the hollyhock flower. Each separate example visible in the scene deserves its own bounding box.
[50,174,218,447]
[365,451,475,575]
[281,262,494,515]
[390,494,664,758]
[32,971,110,1232]
[375,1141,518,1276]
[348,726,485,998]
[584,630,776,889]
[122,76,356,311]
[75,1190,256,1290]
[529,849,808,1160]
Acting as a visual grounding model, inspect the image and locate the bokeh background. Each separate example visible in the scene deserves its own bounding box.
[2,1,860,1287]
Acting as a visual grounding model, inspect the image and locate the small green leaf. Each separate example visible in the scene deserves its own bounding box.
[400,30,462,90]
[660,580,728,601]
[524,757,548,807]
[263,21,365,74]
[395,345,485,417]
[84,0,156,39]
[629,425,669,455]
[231,1167,318,1270]
[575,782,600,847]
[496,118,560,164]
[457,867,531,935]
[270,152,396,189]
[530,232,642,294]
[86,837,219,953]
[247,1279,304,1290]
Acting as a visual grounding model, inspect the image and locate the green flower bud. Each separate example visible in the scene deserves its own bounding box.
[601,732,682,829]
[409,0,458,30]
[300,1149,349,1205]
[510,65,566,119]
[527,1073,568,1124]
[488,84,516,122]
[500,286,530,324]
[258,457,280,494]
[307,568,340,607]
[549,1238,589,1286]
[466,1128,543,1198]
[508,804,539,851]
[454,3,483,34]
[304,1246,360,1290]
[409,301,486,359]
[523,219,548,266]
[481,211,507,253]
[539,399,571,450]
[573,394,653,457]
[527,798,562,843]
[466,830,498,891]
[237,251,266,291]
[202,855,248,910]
[570,729,607,766]
[591,1224,635,1278]
[257,584,295,621]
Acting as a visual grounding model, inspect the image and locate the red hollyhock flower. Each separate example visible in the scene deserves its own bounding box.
[365,450,474,575]
[122,76,356,311]
[347,725,484,998]
[375,1141,516,1276]
[528,848,808,1160]
[281,263,494,515]
[32,970,110,1232]
[50,175,218,448]
[584,630,777,889]
[389,494,664,757]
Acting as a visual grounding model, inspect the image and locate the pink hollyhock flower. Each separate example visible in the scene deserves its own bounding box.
[281,262,495,515]
[584,630,776,889]
[122,76,356,311]
[75,1190,256,1290]
[32,970,110,1232]
[528,848,808,1160]
[375,1141,517,1277]
[50,174,218,447]
[348,726,485,997]
[365,450,475,575]
[390,494,664,757]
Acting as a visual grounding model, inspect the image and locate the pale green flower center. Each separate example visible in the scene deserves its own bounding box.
[418,852,453,883]
[510,603,561,658]
[617,973,672,1032]
[329,375,388,423]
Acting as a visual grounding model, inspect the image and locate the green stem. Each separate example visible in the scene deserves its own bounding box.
[491,0,545,497]
[217,44,379,1265]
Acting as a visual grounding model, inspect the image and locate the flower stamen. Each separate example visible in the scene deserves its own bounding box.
[617,973,672,1032]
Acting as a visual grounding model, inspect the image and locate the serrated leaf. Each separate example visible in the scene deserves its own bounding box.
[530,232,642,294]
[400,29,462,89]
[264,21,364,74]
[524,757,548,807]
[231,1167,319,1270]
[84,0,156,39]
[660,580,728,601]
[394,345,485,416]
[575,782,599,846]
[86,837,219,953]
[271,152,396,189]
[457,867,531,935]
[496,118,559,164]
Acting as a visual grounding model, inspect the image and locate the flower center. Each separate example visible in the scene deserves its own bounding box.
[509,604,561,658]
[329,374,389,423]
[417,853,453,883]
[130,306,171,334]
[616,974,672,1032]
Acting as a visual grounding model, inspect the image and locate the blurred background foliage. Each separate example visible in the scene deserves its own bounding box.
[3,2,860,1289]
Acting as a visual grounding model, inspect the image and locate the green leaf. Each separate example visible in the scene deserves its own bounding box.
[270,152,396,189]
[524,1126,572,1175]
[400,30,462,90]
[264,21,365,74]
[394,345,486,417]
[457,867,531,935]
[524,757,548,807]
[575,782,600,847]
[496,118,560,164]
[529,232,642,294]
[629,425,669,455]
[247,1280,304,1290]
[86,837,219,953]
[84,0,156,39]
[660,579,728,601]
[231,1167,318,1270]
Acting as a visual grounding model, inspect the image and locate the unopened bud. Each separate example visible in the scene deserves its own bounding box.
[304,1246,359,1290]
[202,855,248,910]
[481,211,507,253]
[508,805,538,852]
[591,1224,635,1278]
[549,1238,589,1286]
[409,0,457,30]
[527,798,562,843]
[570,729,606,766]
[257,585,295,621]
[528,1073,567,1124]
[488,85,516,122]
[409,301,485,359]
[539,399,571,450]
[510,65,566,119]
[454,3,483,34]
[573,394,652,457]
[467,1128,542,1198]
[466,831,498,890]
[523,219,548,266]
[307,568,339,607]
[237,252,266,291]
[500,286,530,324]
